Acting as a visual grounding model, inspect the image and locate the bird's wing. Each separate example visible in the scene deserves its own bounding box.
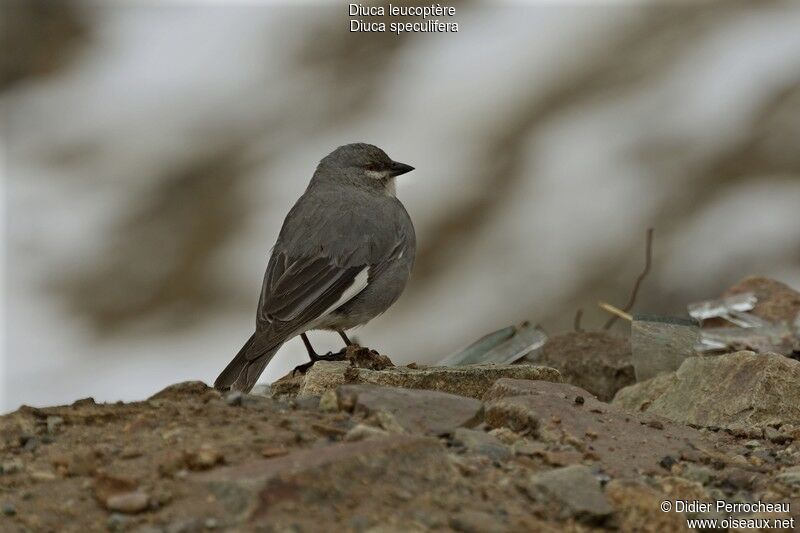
[258,251,368,326]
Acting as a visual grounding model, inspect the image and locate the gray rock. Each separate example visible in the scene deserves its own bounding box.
[483,378,596,402]
[528,465,612,524]
[450,428,511,462]
[449,510,507,533]
[337,385,483,436]
[613,351,800,429]
[776,466,800,488]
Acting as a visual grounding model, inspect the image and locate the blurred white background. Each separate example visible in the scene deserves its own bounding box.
[3,1,800,412]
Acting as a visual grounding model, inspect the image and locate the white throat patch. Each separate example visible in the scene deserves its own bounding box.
[365,169,396,196]
[384,178,396,197]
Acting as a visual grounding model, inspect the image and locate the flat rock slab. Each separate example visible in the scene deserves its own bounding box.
[613,351,800,429]
[484,377,597,402]
[272,361,561,399]
[194,435,450,527]
[484,380,706,478]
[337,385,483,436]
[528,465,613,524]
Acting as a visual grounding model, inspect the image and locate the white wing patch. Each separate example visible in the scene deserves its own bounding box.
[317,267,370,320]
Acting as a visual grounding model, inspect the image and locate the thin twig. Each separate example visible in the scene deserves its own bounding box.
[598,301,633,322]
[573,309,584,332]
[603,227,654,330]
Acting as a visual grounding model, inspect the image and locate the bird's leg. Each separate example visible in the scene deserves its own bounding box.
[300,333,322,360]
[337,329,353,347]
[293,333,347,375]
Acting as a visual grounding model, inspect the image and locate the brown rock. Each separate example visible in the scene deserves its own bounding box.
[337,385,483,436]
[194,436,451,526]
[485,380,706,478]
[613,351,800,429]
[536,332,634,401]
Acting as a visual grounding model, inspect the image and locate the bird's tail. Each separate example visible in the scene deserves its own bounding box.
[214,333,282,393]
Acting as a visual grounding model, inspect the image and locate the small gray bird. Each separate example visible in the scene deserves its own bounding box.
[215,143,416,392]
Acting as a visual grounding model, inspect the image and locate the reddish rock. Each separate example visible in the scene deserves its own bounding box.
[484,380,707,478]
[194,436,451,526]
[722,276,800,324]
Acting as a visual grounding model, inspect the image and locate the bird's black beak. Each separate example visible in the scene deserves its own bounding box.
[389,161,414,177]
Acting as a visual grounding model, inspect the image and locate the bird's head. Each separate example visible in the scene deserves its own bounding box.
[313,143,414,195]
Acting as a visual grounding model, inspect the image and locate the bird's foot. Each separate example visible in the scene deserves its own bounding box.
[292,348,347,376]
[309,347,347,363]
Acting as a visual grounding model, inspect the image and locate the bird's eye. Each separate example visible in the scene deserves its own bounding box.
[365,163,380,172]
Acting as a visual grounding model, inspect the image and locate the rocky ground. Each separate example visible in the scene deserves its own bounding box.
[2,277,800,532]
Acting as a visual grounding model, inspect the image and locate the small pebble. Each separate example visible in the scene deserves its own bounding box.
[46,416,64,435]
[318,390,339,412]
[659,455,677,471]
[344,424,388,442]
[107,513,128,531]
[106,491,150,514]
[224,391,244,406]
[30,470,57,481]
[22,436,39,452]
[260,447,289,458]
[1,458,23,475]
[2,503,16,516]
[186,446,224,470]
[205,517,219,529]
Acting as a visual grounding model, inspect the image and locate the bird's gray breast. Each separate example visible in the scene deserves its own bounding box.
[326,196,415,329]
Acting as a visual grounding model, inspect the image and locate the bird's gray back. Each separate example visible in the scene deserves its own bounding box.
[278,184,414,266]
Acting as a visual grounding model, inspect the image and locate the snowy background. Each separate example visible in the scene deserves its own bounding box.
[3,1,800,412]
